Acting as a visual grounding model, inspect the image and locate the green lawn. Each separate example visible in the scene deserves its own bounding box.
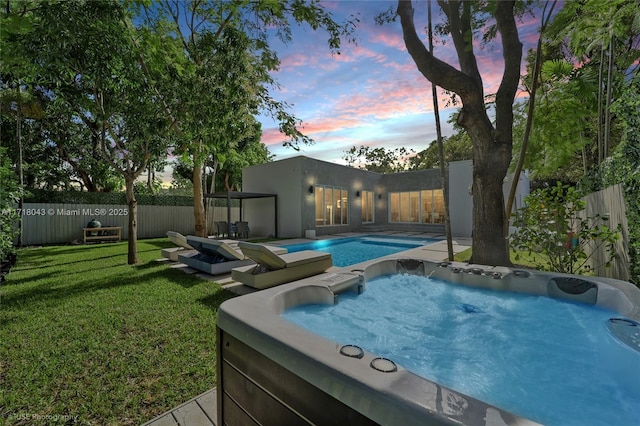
[454,247,547,269]
[0,239,235,425]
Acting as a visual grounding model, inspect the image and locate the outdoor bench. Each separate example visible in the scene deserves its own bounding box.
[82,226,122,243]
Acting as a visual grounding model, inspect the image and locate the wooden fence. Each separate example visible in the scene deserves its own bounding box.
[583,184,630,281]
[19,203,239,245]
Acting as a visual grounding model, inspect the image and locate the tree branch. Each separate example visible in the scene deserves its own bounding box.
[397,0,479,101]
[494,0,522,142]
[444,1,483,91]
[505,0,557,221]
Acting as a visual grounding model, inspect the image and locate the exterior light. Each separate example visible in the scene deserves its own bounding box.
[309,186,314,194]
[356,191,360,197]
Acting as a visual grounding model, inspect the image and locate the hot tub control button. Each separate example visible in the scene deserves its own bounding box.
[339,344,364,359]
[370,357,398,373]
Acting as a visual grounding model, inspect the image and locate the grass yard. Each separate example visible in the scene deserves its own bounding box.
[454,247,550,270]
[0,238,235,425]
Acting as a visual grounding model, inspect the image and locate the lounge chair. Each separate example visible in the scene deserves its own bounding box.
[178,236,287,276]
[162,231,197,261]
[231,241,332,289]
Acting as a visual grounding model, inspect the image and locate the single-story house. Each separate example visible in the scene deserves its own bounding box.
[241,156,529,239]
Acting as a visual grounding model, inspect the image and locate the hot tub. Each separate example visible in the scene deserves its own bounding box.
[216,259,640,425]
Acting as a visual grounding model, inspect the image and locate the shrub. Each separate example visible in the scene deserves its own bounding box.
[0,147,24,261]
[511,183,621,275]
[578,77,640,284]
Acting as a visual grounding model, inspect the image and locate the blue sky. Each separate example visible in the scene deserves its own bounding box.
[258,1,544,164]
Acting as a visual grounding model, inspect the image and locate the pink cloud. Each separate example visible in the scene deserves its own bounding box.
[279,52,315,68]
[371,31,406,51]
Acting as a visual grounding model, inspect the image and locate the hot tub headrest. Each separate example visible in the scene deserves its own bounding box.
[547,277,598,305]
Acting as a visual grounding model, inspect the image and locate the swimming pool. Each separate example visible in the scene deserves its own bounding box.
[282,235,440,267]
[282,273,640,425]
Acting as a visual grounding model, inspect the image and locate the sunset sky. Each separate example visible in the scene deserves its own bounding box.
[258,1,545,164]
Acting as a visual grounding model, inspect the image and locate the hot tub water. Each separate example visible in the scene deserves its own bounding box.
[282,274,640,426]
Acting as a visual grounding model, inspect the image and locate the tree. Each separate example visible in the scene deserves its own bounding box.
[511,0,639,186]
[545,0,640,166]
[136,0,356,237]
[220,122,274,191]
[408,132,473,170]
[2,1,131,193]
[511,59,596,184]
[397,1,523,266]
[0,147,24,263]
[8,0,171,264]
[505,0,557,226]
[170,122,272,194]
[343,145,415,173]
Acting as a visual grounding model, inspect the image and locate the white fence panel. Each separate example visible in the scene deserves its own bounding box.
[21,203,197,245]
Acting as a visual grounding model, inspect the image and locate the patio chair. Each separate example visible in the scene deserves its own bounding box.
[215,221,229,238]
[231,241,332,289]
[161,231,197,261]
[236,221,250,239]
[178,236,287,276]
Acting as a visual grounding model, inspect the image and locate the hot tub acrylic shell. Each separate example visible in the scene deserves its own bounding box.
[216,258,640,426]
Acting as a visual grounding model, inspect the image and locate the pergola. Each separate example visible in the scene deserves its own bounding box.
[204,191,278,238]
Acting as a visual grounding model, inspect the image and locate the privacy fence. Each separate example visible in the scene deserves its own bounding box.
[582,184,630,281]
[19,192,239,245]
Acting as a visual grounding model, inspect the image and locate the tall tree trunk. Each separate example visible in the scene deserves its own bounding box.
[210,157,218,194]
[428,0,453,261]
[225,172,232,191]
[146,165,155,194]
[604,36,615,160]
[398,0,520,267]
[125,177,138,265]
[597,47,605,164]
[17,82,24,247]
[465,107,513,266]
[193,154,207,237]
[505,1,557,231]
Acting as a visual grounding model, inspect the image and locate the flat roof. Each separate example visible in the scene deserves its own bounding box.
[204,191,276,200]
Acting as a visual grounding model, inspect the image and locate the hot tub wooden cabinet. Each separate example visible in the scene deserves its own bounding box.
[217,330,379,425]
[216,261,640,426]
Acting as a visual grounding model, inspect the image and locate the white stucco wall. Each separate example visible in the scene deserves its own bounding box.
[448,160,474,237]
[242,157,304,238]
[448,160,530,238]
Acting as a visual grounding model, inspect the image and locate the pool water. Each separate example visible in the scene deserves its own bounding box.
[282,236,439,267]
[282,274,640,426]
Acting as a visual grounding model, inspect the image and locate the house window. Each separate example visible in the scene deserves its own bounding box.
[315,185,349,226]
[390,192,400,222]
[362,190,374,223]
[390,190,444,223]
[423,189,444,223]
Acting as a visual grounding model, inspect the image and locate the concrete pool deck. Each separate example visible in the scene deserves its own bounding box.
[144,232,471,425]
